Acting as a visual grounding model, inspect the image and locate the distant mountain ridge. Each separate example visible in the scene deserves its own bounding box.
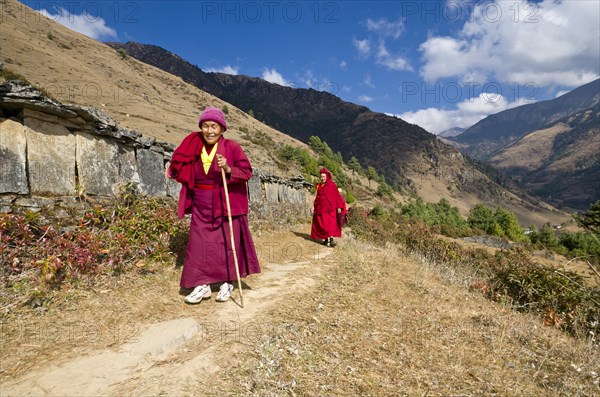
[0,0,570,230]
[489,106,600,210]
[104,41,571,224]
[446,78,600,210]
[104,43,448,186]
[438,127,466,138]
[451,79,600,160]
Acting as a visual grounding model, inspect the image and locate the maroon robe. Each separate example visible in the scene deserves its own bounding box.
[310,168,347,240]
[168,133,260,288]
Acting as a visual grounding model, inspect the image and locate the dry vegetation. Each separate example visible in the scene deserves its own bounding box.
[3,225,598,396]
[205,238,599,396]
[490,123,571,174]
[2,1,598,393]
[0,0,307,178]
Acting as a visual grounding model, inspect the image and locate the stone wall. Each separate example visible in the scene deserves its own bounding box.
[0,82,312,213]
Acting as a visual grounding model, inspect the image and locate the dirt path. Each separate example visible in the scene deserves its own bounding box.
[2,227,335,397]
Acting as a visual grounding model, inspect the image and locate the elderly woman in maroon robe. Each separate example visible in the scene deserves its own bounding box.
[310,168,347,247]
[167,107,260,304]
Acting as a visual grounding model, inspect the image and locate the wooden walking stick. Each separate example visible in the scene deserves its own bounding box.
[221,168,244,308]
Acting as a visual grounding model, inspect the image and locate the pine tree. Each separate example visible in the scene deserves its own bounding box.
[575,200,600,235]
[347,157,362,179]
[366,166,378,188]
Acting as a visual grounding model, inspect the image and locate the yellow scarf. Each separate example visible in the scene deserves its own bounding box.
[200,142,218,174]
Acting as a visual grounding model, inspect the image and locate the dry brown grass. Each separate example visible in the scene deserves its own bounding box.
[490,123,571,174]
[0,225,313,385]
[2,225,598,396]
[0,262,184,380]
[0,0,308,178]
[206,238,599,396]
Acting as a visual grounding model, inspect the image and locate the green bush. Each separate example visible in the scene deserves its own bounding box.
[467,204,526,242]
[344,190,356,205]
[494,207,526,241]
[277,145,319,177]
[528,223,559,247]
[402,198,469,236]
[347,204,600,339]
[376,180,394,198]
[559,232,600,264]
[575,200,600,234]
[467,203,495,233]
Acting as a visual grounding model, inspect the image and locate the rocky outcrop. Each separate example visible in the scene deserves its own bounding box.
[0,81,312,212]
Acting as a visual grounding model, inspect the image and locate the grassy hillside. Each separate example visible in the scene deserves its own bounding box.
[0,0,307,177]
[0,0,574,228]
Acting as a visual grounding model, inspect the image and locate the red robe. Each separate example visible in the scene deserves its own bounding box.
[168,133,260,287]
[168,133,251,218]
[310,168,347,239]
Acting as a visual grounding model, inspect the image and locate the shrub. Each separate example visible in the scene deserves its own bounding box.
[0,195,188,306]
[347,204,600,339]
[575,200,600,234]
[0,68,31,84]
[376,181,394,198]
[494,207,526,242]
[467,204,526,242]
[468,204,495,233]
[529,223,559,247]
[277,145,319,178]
[559,231,600,265]
[489,249,599,335]
[344,189,356,205]
[401,198,469,236]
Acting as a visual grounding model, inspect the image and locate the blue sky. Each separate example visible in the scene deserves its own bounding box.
[20,0,600,134]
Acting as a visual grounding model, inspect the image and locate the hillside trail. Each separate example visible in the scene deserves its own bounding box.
[2,225,337,397]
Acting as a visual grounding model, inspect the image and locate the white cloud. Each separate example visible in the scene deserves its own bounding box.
[366,17,405,39]
[40,7,117,40]
[376,41,412,71]
[342,86,352,93]
[353,39,371,58]
[339,60,347,70]
[262,68,292,86]
[356,19,412,71]
[358,95,374,103]
[420,0,600,87]
[205,65,239,75]
[363,75,375,88]
[397,94,527,134]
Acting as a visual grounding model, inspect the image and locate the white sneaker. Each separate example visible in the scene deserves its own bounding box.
[185,285,211,304]
[216,282,234,302]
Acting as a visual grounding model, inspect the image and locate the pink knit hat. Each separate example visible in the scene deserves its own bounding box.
[198,106,227,131]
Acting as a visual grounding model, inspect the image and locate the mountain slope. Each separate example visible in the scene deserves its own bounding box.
[438,127,466,138]
[105,43,427,179]
[0,0,570,227]
[452,79,600,160]
[106,42,570,225]
[0,0,309,177]
[490,107,600,210]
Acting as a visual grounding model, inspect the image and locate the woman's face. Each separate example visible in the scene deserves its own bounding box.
[320,173,327,183]
[201,121,223,145]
